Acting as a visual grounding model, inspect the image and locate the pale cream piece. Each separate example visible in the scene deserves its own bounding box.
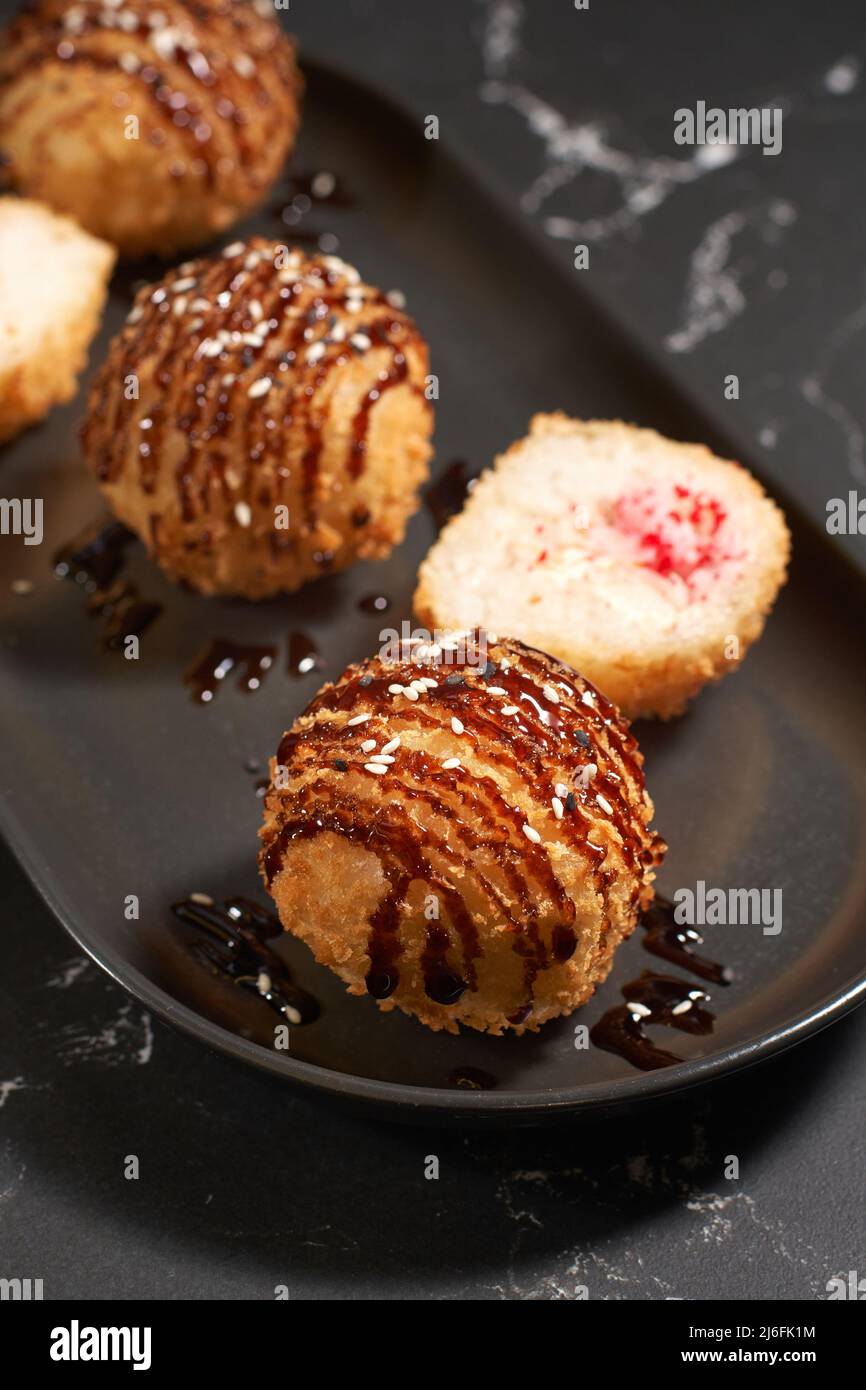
[0,196,115,443]
[415,416,791,719]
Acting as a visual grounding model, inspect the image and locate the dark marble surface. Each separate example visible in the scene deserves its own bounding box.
[2,0,865,1300]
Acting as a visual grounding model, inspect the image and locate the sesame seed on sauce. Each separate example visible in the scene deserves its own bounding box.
[596,794,613,815]
[360,739,376,753]
[370,754,395,765]
[555,782,569,799]
[364,762,387,775]
[442,758,461,770]
[543,684,560,704]
[502,705,519,716]
[487,686,507,696]
[381,736,401,754]
[247,377,272,399]
[451,716,465,735]
[552,797,564,820]
[347,713,371,726]
[522,823,542,844]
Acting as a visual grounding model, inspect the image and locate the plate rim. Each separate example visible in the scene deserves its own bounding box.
[5,805,866,1120]
[4,60,866,1120]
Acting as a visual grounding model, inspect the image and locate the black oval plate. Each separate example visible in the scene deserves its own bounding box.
[1,64,865,1123]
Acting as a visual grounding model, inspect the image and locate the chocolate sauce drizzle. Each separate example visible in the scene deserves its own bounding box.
[590,897,731,1071]
[425,459,475,531]
[184,638,276,702]
[172,895,318,1025]
[260,632,664,1020]
[271,168,356,251]
[287,629,324,678]
[81,243,431,577]
[53,520,162,648]
[1,1,300,192]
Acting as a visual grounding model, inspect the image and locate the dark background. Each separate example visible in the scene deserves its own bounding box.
[1,0,865,1299]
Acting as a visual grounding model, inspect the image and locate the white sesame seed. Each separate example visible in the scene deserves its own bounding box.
[552,797,564,820]
[388,684,403,695]
[222,241,245,258]
[543,684,560,704]
[172,296,188,317]
[370,754,395,765]
[347,713,371,726]
[404,687,419,701]
[386,288,406,308]
[172,277,197,293]
[596,794,613,815]
[364,762,387,775]
[350,332,372,351]
[522,823,542,844]
[127,305,143,324]
[575,763,598,790]
[381,736,401,755]
[119,51,140,72]
[360,739,376,753]
[249,299,263,321]
[421,677,438,689]
[487,686,506,695]
[232,53,256,78]
[11,579,32,596]
[198,338,223,358]
[186,317,203,334]
[582,690,595,706]
[190,892,214,906]
[442,758,461,770]
[410,679,428,693]
[451,716,465,735]
[306,342,327,364]
[247,377,272,399]
[284,1004,302,1025]
[629,1003,652,1019]
[555,783,569,799]
[256,971,271,995]
[502,705,519,716]
[234,502,252,527]
[190,297,210,313]
[221,373,236,386]
[671,1000,693,1016]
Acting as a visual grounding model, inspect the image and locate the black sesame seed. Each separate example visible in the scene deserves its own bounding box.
[481,661,497,679]
[574,729,591,748]
[445,673,466,687]
[359,674,374,687]
[334,758,348,771]
[565,792,577,813]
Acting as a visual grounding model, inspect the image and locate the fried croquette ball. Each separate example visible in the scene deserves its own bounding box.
[81,241,433,598]
[0,0,301,258]
[258,632,665,1036]
[0,196,115,444]
[414,416,791,720]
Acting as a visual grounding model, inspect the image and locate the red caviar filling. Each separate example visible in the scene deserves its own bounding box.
[613,484,729,582]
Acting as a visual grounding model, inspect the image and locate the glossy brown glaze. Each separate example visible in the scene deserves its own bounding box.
[183,637,276,702]
[54,519,162,647]
[260,632,664,1023]
[81,241,432,595]
[172,893,318,1025]
[0,0,300,196]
